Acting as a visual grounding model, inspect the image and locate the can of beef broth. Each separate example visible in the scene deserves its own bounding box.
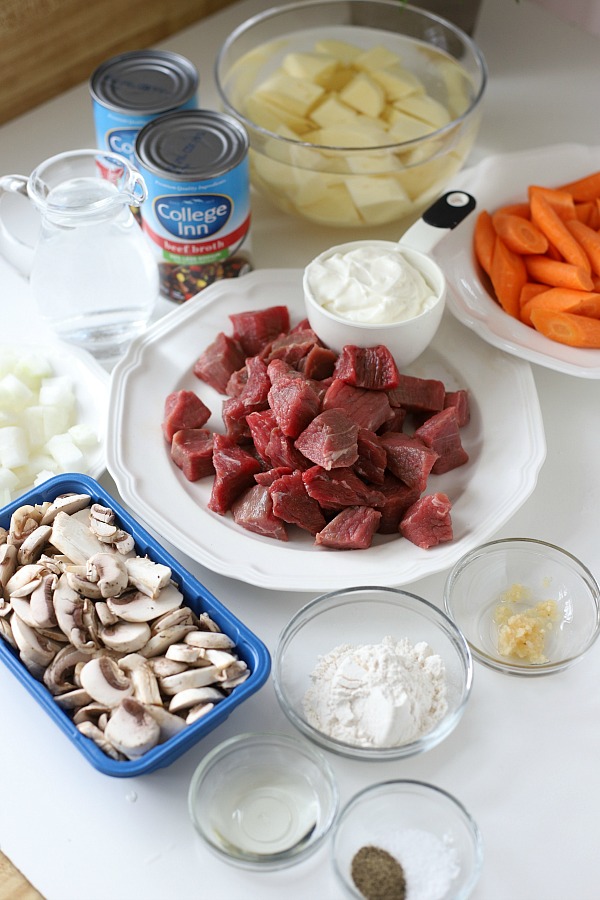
[135,110,252,302]
[90,50,199,166]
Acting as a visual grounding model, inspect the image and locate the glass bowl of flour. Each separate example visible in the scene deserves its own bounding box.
[273,585,473,760]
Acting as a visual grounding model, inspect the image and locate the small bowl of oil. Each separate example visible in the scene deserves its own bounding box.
[188,731,338,869]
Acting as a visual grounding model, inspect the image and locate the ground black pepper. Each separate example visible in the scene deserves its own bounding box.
[351,844,407,900]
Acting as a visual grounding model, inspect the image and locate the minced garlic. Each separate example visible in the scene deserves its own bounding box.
[494,584,558,664]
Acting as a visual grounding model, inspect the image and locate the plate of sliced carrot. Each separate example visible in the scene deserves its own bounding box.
[427,143,600,377]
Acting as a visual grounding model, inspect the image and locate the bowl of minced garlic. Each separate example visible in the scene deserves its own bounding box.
[444,538,600,676]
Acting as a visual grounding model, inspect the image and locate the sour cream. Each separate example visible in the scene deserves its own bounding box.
[306,244,437,324]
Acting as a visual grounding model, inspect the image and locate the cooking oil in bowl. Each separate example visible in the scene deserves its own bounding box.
[188,732,338,869]
[210,769,320,856]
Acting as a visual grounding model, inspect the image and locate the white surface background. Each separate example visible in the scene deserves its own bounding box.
[1,1,600,898]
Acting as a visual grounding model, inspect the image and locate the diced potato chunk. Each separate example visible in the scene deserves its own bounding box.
[282,51,338,86]
[386,111,435,142]
[310,93,358,127]
[245,92,312,134]
[394,94,452,128]
[340,72,386,117]
[345,175,412,225]
[354,45,403,73]
[370,65,425,101]
[254,71,325,117]
[313,39,362,64]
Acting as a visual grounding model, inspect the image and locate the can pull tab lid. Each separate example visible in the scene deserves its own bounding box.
[401,191,476,254]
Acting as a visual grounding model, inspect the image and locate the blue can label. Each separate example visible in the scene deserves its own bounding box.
[139,162,250,266]
[92,96,197,165]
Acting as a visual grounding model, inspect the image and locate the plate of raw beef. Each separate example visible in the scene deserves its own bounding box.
[107,269,546,592]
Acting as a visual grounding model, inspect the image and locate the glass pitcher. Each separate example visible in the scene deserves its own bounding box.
[0,149,159,363]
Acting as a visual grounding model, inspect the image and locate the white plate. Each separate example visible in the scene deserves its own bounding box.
[1,341,109,499]
[106,268,546,593]
[426,143,600,378]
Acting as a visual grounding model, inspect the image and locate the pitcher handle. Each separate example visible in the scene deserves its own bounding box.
[0,174,35,276]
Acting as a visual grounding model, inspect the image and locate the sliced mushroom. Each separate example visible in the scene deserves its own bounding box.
[106,583,183,624]
[168,686,225,713]
[197,612,221,633]
[186,702,215,724]
[150,605,194,634]
[145,705,187,742]
[138,623,196,659]
[203,649,239,670]
[158,665,222,696]
[89,519,118,541]
[40,493,92,526]
[8,505,41,548]
[184,630,235,650]
[10,595,39,628]
[79,656,133,707]
[50,511,106,566]
[17,525,52,566]
[147,656,188,678]
[29,573,58,628]
[165,643,208,665]
[0,543,18,591]
[85,553,128,599]
[124,556,172,599]
[65,570,103,600]
[43,645,95,695]
[98,620,151,654]
[54,687,93,709]
[0,616,16,649]
[11,613,59,667]
[104,698,161,760]
[95,601,119,627]
[77,720,123,760]
[89,503,115,525]
[6,563,44,598]
[53,576,95,650]
[130,664,162,706]
[73,702,112,726]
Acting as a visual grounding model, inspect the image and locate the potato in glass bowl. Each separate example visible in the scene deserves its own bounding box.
[215,0,487,228]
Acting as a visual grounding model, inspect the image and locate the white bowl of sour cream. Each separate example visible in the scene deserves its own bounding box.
[303,240,446,367]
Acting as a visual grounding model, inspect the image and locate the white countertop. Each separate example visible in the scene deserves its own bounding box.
[1,1,600,898]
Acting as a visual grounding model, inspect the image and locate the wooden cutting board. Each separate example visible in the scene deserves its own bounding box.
[0,852,43,900]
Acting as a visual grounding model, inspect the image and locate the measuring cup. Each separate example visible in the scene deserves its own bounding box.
[0,149,159,363]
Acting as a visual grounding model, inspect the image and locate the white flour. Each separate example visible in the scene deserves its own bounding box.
[303,635,447,747]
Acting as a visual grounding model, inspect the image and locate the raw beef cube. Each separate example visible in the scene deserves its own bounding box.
[378,407,407,435]
[222,397,252,443]
[246,409,277,462]
[379,432,438,491]
[268,359,329,403]
[315,506,382,550]
[231,484,288,541]
[268,374,321,438]
[225,365,248,397]
[444,389,470,427]
[229,305,290,357]
[298,345,337,380]
[193,332,246,394]
[414,407,469,474]
[255,466,294,486]
[295,409,359,470]
[400,493,453,548]
[265,427,312,471]
[261,327,321,366]
[223,355,272,441]
[208,434,262,515]
[302,466,385,510]
[375,474,421,534]
[269,470,326,535]
[322,379,393,432]
[334,344,400,390]
[162,390,211,443]
[353,428,386,484]
[387,373,445,412]
[290,318,311,332]
[170,428,214,481]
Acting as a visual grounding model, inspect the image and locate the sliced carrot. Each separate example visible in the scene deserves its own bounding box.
[567,293,600,318]
[528,185,576,222]
[519,283,552,326]
[592,274,600,291]
[564,218,600,276]
[490,236,527,318]
[494,202,531,219]
[530,308,600,348]
[529,191,591,271]
[491,212,548,255]
[576,201,600,229]
[524,255,594,291]
[559,170,600,202]
[473,210,496,275]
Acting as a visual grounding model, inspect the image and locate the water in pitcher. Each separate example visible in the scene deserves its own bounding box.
[30,176,158,362]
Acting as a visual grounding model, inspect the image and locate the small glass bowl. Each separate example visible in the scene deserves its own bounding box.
[444,538,600,676]
[303,240,446,367]
[188,731,338,870]
[273,586,473,760]
[332,780,483,899]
